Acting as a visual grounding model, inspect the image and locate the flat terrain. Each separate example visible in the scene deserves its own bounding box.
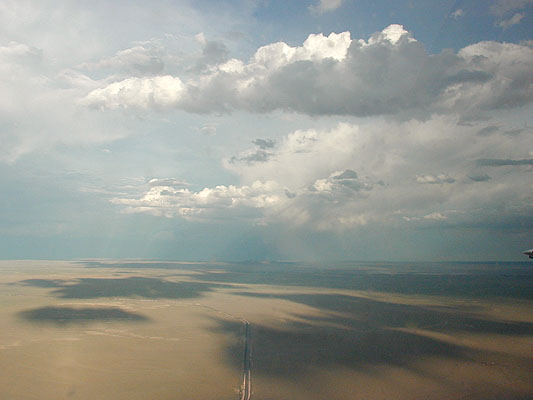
[0,260,532,400]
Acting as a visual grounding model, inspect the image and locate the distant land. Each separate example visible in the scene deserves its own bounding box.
[1,260,531,399]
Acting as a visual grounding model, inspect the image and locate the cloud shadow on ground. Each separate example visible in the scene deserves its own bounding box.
[196,262,533,300]
[18,306,149,325]
[213,316,474,379]
[212,314,531,400]
[16,277,230,299]
[77,261,533,300]
[233,292,533,336]
[211,291,533,385]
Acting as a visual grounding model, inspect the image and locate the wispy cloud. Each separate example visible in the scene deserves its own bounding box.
[309,0,344,15]
[477,158,533,166]
[451,9,465,19]
[416,175,455,184]
[490,0,531,29]
[497,12,525,29]
[468,173,491,182]
[490,0,533,16]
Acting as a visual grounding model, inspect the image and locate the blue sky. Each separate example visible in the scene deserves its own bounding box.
[0,0,532,261]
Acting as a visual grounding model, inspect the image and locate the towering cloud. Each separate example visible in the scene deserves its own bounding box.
[112,118,532,231]
[82,25,533,121]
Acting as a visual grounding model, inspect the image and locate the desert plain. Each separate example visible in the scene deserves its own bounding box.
[0,260,531,400]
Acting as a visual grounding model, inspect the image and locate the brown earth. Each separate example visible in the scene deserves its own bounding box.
[0,260,531,400]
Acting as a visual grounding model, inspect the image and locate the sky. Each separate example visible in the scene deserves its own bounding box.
[0,0,532,261]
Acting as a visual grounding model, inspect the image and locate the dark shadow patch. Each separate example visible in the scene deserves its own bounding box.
[18,306,149,325]
[212,318,474,379]
[210,289,533,386]
[77,261,533,300]
[17,277,230,299]
[14,279,67,288]
[211,315,533,400]
[196,262,533,300]
[232,292,533,336]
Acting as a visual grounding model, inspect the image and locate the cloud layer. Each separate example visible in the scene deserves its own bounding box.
[0,41,127,162]
[83,25,533,121]
[113,118,532,231]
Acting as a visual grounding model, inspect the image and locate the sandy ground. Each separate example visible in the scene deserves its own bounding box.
[0,260,531,400]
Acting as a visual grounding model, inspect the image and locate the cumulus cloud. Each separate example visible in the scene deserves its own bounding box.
[82,25,533,119]
[225,123,362,190]
[416,174,456,184]
[456,41,533,112]
[81,75,185,110]
[147,178,189,187]
[112,168,375,229]
[111,180,287,222]
[114,117,532,231]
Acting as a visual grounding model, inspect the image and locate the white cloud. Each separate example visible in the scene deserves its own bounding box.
[79,45,166,76]
[451,9,464,19]
[416,174,455,184]
[0,41,125,162]
[311,169,372,195]
[497,12,525,28]
[423,212,447,221]
[82,25,533,120]
[80,75,185,110]
[309,0,344,15]
[368,24,417,45]
[199,123,218,136]
[111,180,287,222]
[147,178,189,187]
[456,41,533,111]
[490,0,531,29]
[226,123,362,190]
[404,212,448,222]
[0,0,215,67]
[111,168,375,230]
[0,1,265,162]
[113,116,532,231]
[490,0,533,16]
[0,41,42,68]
